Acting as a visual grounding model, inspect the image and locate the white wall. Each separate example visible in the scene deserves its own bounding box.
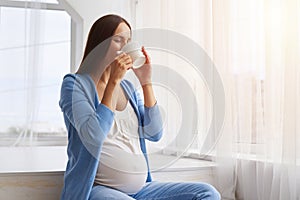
[65,0,135,46]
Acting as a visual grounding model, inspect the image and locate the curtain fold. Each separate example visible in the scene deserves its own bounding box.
[0,0,70,146]
[213,0,300,199]
[135,0,300,199]
[0,0,43,146]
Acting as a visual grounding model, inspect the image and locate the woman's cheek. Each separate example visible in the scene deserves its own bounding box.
[112,43,122,55]
[105,42,121,61]
[111,41,122,51]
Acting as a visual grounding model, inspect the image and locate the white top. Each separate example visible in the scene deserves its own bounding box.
[94,102,148,194]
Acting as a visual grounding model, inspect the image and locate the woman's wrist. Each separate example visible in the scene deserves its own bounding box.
[101,80,119,111]
[139,78,152,86]
[142,83,156,107]
[141,82,152,88]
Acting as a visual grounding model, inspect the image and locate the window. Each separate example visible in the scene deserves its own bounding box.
[135,0,268,159]
[11,0,58,3]
[0,0,82,146]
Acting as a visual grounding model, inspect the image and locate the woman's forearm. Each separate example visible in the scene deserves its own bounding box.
[101,80,119,111]
[142,83,156,107]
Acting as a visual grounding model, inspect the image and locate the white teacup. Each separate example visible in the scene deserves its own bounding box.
[118,41,146,69]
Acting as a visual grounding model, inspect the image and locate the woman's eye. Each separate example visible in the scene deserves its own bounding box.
[113,37,122,43]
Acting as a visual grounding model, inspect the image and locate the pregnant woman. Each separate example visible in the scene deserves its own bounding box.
[59,14,220,200]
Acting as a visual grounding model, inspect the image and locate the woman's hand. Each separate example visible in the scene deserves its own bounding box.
[100,52,132,111]
[109,52,132,84]
[132,47,152,86]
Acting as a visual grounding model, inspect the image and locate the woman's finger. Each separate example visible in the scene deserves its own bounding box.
[117,54,129,63]
[119,56,132,67]
[142,46,150,64]
[115,52,126,61]
[117,59,132,70]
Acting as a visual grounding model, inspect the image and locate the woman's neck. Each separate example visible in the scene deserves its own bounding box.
[90,65,111,86]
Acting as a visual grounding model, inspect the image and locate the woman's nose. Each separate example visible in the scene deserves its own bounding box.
[120,41,127,49]
[123,40,129,46]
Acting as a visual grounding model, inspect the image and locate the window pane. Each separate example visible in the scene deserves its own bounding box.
[0,7,70,145]
[6,0,59,4]
[0,7,70,49]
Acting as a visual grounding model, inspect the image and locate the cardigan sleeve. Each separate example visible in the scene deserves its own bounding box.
[59,74,114,157]
[135,89,163,142]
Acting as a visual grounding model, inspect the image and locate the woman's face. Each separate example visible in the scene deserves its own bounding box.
[104,22,131,64]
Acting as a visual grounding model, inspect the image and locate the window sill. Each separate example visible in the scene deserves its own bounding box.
[149,154,217,172]
[0,146,217,174]
[0,146,67,173]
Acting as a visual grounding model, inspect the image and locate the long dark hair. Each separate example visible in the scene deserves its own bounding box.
[77,14,131,74]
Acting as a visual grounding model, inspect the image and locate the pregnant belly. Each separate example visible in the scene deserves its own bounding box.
[94,146,148,194]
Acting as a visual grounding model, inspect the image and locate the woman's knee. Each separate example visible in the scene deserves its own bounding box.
[89,185,134,200]
[194,183,221,200]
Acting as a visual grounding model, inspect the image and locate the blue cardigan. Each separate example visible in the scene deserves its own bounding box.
[59,73,163,200]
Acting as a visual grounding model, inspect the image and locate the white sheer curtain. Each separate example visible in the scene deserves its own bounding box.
[213,0,300,199]
[0,0,70,146]
[133,0,215,158]
[135,0,300,199]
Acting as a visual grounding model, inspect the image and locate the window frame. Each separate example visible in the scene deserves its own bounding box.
[0,0,83,72]
[0,0,83,146]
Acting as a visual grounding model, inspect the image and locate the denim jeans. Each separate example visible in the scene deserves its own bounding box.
[89,181,221,200]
